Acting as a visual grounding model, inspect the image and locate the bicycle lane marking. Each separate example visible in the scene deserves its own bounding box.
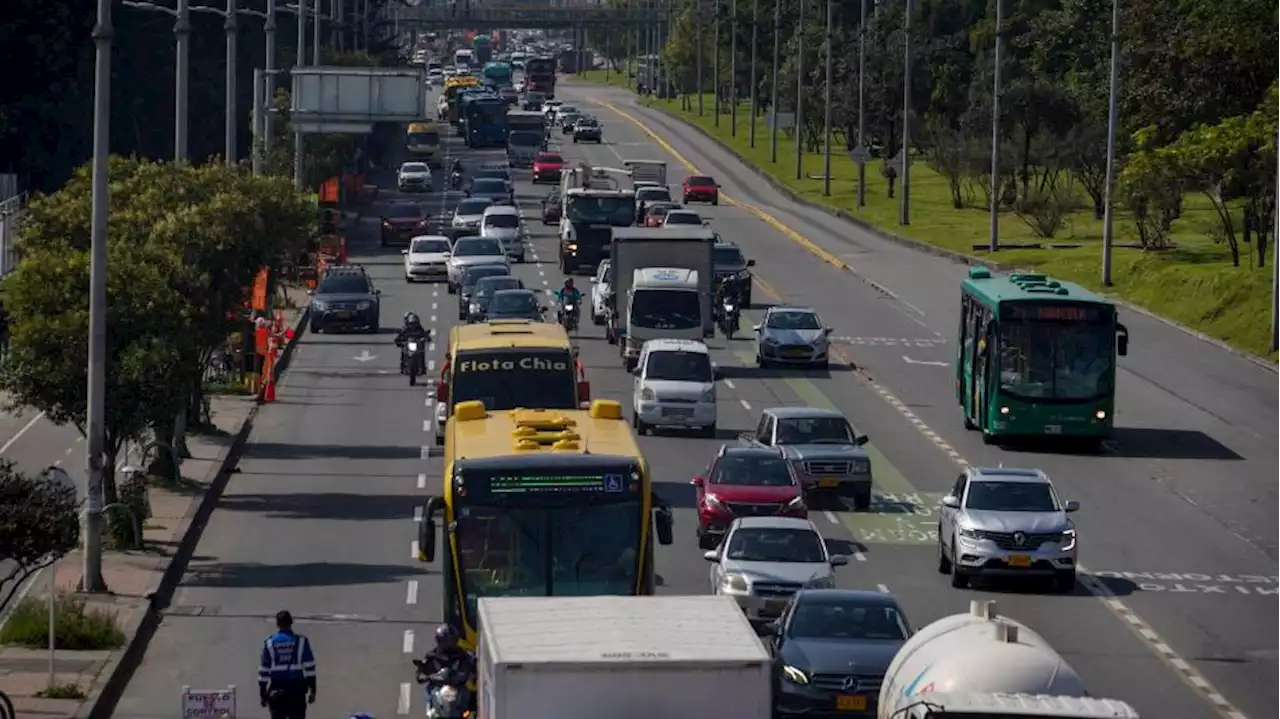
[589,96,1248,719]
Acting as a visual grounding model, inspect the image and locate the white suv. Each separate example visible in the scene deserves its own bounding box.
[631,339,718,437]
[479,205,524,262]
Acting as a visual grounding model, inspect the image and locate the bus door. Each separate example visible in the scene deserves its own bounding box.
[973,306,994,430]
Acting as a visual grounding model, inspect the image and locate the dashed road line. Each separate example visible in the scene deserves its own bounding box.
[402,629,415,654]
[722,378,736,389]
[417,472,427,489]
[420,446,430,460]
[409,540,420,559]
[876,584,890,594]
[413,505,423,523]
[822,510,839,524]
[422,419,431,433]
[397,682,412,715]
[406,580,419,605]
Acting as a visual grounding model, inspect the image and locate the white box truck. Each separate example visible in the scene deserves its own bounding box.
[476,595,773,719]
[878,600,1140,719]
[609,227,715,368]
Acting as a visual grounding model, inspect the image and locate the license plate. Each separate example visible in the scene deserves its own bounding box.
[1044,424,1063,435]
[331,310,351,319]
[786,349,809,357]
[818,477,840,488]
[662,407,693,418]
[1008,555,1032,567]
[836,696,867,711]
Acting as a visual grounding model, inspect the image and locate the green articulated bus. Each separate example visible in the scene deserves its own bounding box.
[957,268,1129,446]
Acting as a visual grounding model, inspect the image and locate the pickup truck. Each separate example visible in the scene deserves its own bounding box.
[738,406,874,510]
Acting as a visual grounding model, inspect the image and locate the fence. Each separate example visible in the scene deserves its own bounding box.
[0,193,24,276]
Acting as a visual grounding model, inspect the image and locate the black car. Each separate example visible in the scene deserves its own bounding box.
[540,188,562,225]
[308,266,380,333]
[522,91,546,110]
[468,177,513,205]
[713,240,756,306]
[467,275,525,322]
[572,117,602,143]
[472,167,514,194]
[559,112,581,133]
[762,589,912,718]
[483,289,545,322]
[457,265,513,319]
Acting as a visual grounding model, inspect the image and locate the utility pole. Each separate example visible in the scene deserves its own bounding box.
[1272,137,1278,352]
[821,0,832,196]
[713,7,720,126]
[794,0,804,181]
[856,0,866,206]
[1101,0,1121,286]
[313,0,322,65]
[264,0,277,157]
[225,0,238,166]
[748,0,758,147]
[665,0,674,100]
[900,0,912,226]
[730,0,737,136]
[294,0,309,188]
[175,0,191,162]
[252,69,265,175]
[696,0,703,116]
[769,0,780,163]
[84,0,114,594]
[988,0,1003,251]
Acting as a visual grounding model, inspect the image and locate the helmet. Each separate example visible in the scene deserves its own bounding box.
[435,624,460,650]
[563,278,575,288]
[405,312,421,327]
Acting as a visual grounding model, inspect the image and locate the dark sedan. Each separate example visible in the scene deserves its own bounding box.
[467,275,525,322]
[457,265,514,319]
[482,289,546,322]
[467,178,514,205]
[380,203,430,246]
[541,189,562,225]
[762,589,912,718]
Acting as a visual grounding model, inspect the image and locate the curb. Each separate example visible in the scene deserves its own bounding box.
[615,91,1277,373]
[79,305,310,719]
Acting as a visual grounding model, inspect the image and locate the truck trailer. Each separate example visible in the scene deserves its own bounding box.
[610,227,715,368]
[879,600,1140,719]
[476,595,773,719]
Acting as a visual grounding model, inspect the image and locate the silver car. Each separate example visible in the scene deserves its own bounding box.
[446,237,509,294]
[450,198,495,238]
[937,467,1080,593]
[705,516,848,625]
[754,307,834,368]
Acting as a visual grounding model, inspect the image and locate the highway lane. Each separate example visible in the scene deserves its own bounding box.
[557,79,1277,719]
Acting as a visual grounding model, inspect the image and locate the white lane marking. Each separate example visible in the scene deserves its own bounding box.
[852,550,867,562]
[538,269,545,276]
[54,458,62,466]
[402,629,415,654]
[425,397,435,408]
[822,511,838,524]
[738,399,751,411]
[877,583,890,594]
[542,279,549,285]
[723,378,736,389]
[423,419,431,432]
[406,580,419,605]
[397,682,412,715]
[431,302,438,310]
[428,360,436,372]
[413,505,423,523]
[428,343,436,352]
[64,447,73,455]
[0,411,47,455]
[862,369,1249,718]
[417,472,427,489]
[429,315,437,324]
[420,446,430,460]
[432,289,439,298]
[75,436,83,443]
[410,539,420,559]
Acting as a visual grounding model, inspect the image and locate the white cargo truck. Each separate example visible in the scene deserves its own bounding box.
[878,600,1140,719]
[609,227,715,368]
[476,595,773,719]
[624,159,668,187]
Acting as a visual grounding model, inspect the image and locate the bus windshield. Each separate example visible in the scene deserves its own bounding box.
[454,500,643,621]
[408,131,439,145]
[451,349,578,409]
[998,321,1113,401]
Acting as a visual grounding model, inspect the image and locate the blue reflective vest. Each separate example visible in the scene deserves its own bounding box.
[258,631,316,685]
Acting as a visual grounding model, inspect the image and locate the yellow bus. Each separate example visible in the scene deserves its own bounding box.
[441,76,481,123]
[416,399,674,646]
[430,320,589,445]
[405,121,442,167]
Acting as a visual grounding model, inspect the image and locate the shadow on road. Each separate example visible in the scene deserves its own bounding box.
[246,442,421,461]
[182,561,418,588]
[218,492,421,521]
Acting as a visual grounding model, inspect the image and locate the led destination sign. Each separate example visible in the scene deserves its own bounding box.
[1003,302,1108,323]
[479,471,637,495]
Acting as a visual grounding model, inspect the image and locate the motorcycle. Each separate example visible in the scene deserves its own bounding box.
[400,337,427,385]
[719,295,741,339]
[413,663,472,719]
[558,302,580,333]
[449,170,463,191]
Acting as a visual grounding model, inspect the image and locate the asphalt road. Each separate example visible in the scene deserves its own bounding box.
[108,77,1276,719]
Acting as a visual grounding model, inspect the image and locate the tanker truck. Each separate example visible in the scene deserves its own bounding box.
[878,600,1139,719]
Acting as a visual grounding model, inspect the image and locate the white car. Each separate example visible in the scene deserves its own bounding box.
[542,100,563,120]
[479,205,525,263]
[397,162,433,192]
[590,259,612,325]
[707,516,847,623]
[446,237,509,293]
[662,209,704,227]
[554,105,581,125]
[401,235,451,283]
[513,79,526,92]
[426,68,444,85]
[631,338,718,436]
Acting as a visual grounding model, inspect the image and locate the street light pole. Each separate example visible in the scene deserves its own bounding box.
[713,8,720,126]
[900,0,912,226]
[253,69,265,175]
[748,0,758,147]
[1101,0,1121,286]
[295,0,309,188]
[794,0,804,181]
[856,0,866,207]
[225,0,238,166]
[696,0,703,117]
[769,0,779,163]
[729,0,737,137]
[313,0,322,65]
[264,0,277,157]
[821,0,832,196]
[84,0,114,594]
[175,0,191,162]
[988,0,1003,252]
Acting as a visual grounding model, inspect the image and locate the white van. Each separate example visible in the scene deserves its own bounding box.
[479,205,525,262]
[631,339,718,437]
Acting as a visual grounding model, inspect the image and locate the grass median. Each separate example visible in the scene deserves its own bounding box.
[576,70,1275,361]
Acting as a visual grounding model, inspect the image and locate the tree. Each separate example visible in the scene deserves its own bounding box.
[0,461,79,610]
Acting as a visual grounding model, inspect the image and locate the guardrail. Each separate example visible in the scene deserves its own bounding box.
[0,193,25,277]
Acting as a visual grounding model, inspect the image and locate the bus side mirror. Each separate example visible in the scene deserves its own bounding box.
[577,380,591,402]
[655,506,674,546]
[1116,325,1129,356]
[419,496,441,562]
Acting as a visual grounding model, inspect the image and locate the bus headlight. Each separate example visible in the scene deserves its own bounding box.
[1095,410,1107,420]
[1000,406,1010,415]
[720,573,749,594]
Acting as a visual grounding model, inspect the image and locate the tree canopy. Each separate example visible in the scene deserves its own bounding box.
[0,461,79,609]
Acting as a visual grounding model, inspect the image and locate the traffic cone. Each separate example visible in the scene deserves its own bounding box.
[264,375,276,402]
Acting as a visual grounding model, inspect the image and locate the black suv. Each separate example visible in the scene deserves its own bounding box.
[309,265,381,333]
[713,240,756,307]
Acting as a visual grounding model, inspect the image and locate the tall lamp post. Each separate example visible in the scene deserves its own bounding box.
[821,0,832,196]
[768,0,780,163]
[987,0,1004,251]
[793,0,804,181]
[696,0,704,117]
[748,0,758,147]
[900,0,913,226]
[729,0,737,137]
[1100,0,1121,286]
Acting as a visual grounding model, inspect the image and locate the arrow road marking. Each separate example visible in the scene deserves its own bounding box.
[353,350,378,363]
[903,355,948,367]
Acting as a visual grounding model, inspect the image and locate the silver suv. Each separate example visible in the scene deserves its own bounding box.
[936,467,1079,592]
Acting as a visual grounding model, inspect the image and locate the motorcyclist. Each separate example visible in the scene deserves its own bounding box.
[714,280,740,329]
[555,279,584,327]
[414,625,476,708]
[449,159,464,189]
[394,313,433,374]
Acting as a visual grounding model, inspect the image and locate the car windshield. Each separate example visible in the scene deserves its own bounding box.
[475,278,521,298]
[489,291,540,314]
[788,599,910,641]
[725,527,825,563]
[454,239,503,256]
[559,106,578,114]
[630,289,701,331]
[476,170,509,181]
[665,212,701,225]
[998,322,1114,401]
[766,311,822,330]
[776,417,854,444]
[965,481,1059,512]
[484,214,520,228]
[316,276,369,295]
[456,200,491,216]
[647,204,675,217]
[401,163,429,173]
[463,267,509,287]
[712,455,794,487]
[715,246,746,265]
[637,188,671,202]
[536,154,563,165]
[411,238,450,253]
[577,118,597,127]
[687,176,715,186]
[472,179,506,194]
[644,350,711,382]
[565,195,636,225]
[386,205,423,219]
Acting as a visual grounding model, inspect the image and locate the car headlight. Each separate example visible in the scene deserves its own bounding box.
[640,388,655,401]
[733,269,751,280]
[720,573,749,593]
[811,335,829,347]
[783,496,805,511]
[703,494,724,510]
[852,459,870,473]
[762,336,778,346]
[1059,528,1077,551]
[782,666,810,685]
[701,387,715,402]
[958,527,981,542]
[312,301,328,311]
[469,302,481,314]
[356,301,372,310]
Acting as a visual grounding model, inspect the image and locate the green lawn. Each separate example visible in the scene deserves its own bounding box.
[577,70,1276,361]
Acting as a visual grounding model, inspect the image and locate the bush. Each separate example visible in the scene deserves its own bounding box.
[1015,188,1084,238]
[0,594,125,650]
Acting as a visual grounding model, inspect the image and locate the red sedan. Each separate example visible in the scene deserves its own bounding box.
[532,152,564,184]
[692,446,807,549]
[682,174,720,205]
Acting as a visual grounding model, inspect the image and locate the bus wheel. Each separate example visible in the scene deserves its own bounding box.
[981,431,996,446]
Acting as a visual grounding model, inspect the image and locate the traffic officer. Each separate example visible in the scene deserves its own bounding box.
[258,610,317,719]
